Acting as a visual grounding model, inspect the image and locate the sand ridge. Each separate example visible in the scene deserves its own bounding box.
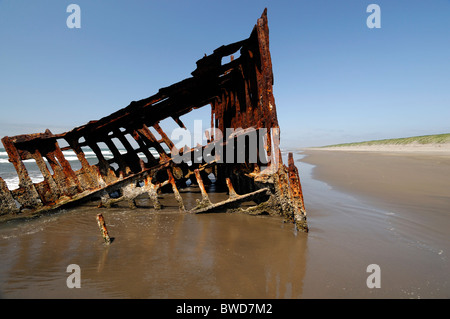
[304,142,450,155]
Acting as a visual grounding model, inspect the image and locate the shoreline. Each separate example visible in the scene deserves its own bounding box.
[299,148,450,252]
[296,148,450,298]
[301,142,450,155]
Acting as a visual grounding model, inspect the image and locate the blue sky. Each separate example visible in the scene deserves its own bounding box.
[0,0,449,148]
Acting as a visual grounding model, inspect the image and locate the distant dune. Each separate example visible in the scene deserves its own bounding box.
[305,133,450,154]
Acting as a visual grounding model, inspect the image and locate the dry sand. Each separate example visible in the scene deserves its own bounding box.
[306,142,450,155]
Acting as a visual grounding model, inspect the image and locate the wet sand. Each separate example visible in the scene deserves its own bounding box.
[1,151,449,298]
[300,149,450,298]
[0,188,307,299]
[301,149,450,249]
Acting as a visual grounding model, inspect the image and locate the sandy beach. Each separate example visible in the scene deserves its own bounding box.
[302,145,450,225]
[298,146,450,297]
[307,142,450,155]
[0,149,449,298]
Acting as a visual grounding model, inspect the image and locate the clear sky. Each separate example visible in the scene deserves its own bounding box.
[0,0,449,148]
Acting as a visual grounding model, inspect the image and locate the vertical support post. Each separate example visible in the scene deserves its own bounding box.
[32,150,60,202]
[51,137,82,194]
[153,123,175,150]
[131,129,159,166]
[1,136,42,209]
[194,169,212,205]
[225,178,238,199]
[0,177,19,214]
[45,153,79,198]
[96,213,112,244]
[167,169,185,212]
[104,139,130,175]
[144,175,162,210]
[255,8,278,130]
[138,125,170,162]
[287,153,305,209]
[113,129,142,172]
[88,141,109,171]
[68,138,99,189]
[287,152,308,232]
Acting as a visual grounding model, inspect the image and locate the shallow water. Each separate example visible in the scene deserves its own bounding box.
[0,188,307,298]
[0,153,448,298]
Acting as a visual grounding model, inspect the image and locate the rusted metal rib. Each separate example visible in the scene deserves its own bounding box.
[96,213,111,244]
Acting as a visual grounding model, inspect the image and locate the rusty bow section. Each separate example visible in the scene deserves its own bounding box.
[0,9,308,232]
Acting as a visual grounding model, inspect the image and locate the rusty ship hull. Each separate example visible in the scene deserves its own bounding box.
[0,9,308,232]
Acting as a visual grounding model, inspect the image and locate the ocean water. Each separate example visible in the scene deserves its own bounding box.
[0,148,155,190]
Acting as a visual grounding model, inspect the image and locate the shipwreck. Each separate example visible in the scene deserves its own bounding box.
[0,9,308,232]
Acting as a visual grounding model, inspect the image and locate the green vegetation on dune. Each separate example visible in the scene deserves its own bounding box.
[322,133,450,148]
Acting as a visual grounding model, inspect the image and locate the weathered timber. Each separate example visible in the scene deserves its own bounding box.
[0,9,308,232]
